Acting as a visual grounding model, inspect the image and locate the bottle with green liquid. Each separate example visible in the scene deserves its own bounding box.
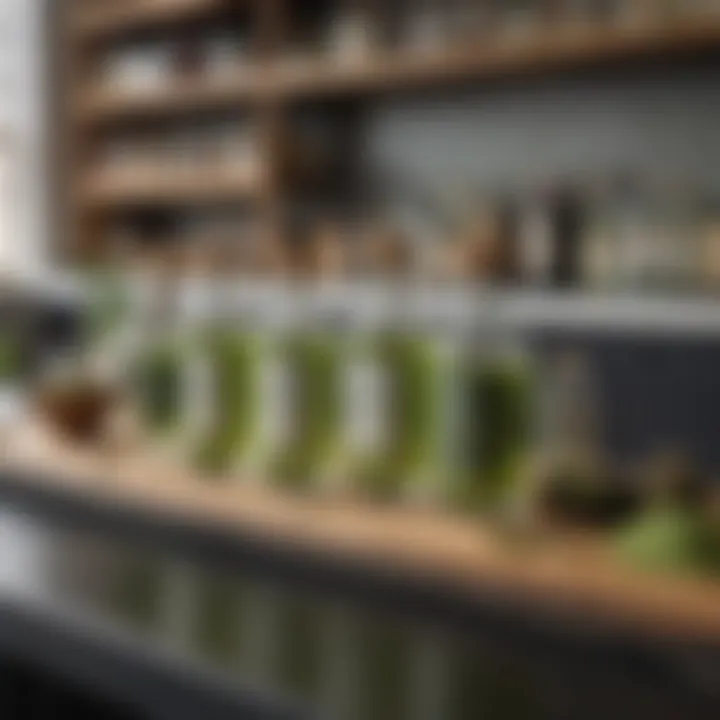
[441,325,536,516]
[191,284,258,478]
[270,286,346,494]
[353,288,445,505]
[194,284,299,482]
[133,280,193,462]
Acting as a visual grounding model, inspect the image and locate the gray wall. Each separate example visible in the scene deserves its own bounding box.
[365,60,720,200]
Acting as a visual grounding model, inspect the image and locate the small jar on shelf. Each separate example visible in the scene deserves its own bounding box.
[495,0,548,42]
[102,42,172,93]
[171,33,207,82]
[325,2,382,65]
[460,196,520,286]
[102,138,148,189]
[580,178,620,292]
[167,130,203,187]
[215,123,261,186]
[308,221,349,282]
[363,222,419,281]
[444,0,496,48]
[695,200,720,293]
[599,174,653,291]
[205,33,248,80]
[649,179,702,292]
[518,185,556,289]
[401,0,450,56]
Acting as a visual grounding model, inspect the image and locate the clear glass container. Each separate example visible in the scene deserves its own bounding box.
[580,179,620,291]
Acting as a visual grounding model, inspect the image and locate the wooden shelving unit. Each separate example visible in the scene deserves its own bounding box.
[58,0,720,263]
[274,20,720,100]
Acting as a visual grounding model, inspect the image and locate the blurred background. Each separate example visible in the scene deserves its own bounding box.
[1,1,720,719]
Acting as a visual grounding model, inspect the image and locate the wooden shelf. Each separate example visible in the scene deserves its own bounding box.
[76,75,267,126]
[72,0,245,42]
[75,20,720,127]
[6,427,720,647]
[79,168,263,209]
[276,20,720,101]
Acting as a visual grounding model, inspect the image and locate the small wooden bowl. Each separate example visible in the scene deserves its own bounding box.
[38,382,117,444]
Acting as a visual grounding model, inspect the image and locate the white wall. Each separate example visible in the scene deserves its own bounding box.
[0,0,47,278]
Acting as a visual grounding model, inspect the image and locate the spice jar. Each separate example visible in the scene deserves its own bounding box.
[308,222,347,280]
[326,2,379,65]
[497,0,547,40]
[519,187,555,288]
[697,202,720,292]
[463,198,520,285]
[172,34,205,80]
[365,223,417,280]
[581,179,619,291]
[403,0,449,55]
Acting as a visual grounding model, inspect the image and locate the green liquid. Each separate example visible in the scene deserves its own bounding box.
[456,359,533,512]
[356,333,440,503]
[194,330,258,476]
[135,346,183,435]
[271,336,343,492]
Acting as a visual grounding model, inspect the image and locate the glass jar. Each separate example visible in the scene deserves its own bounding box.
[268,286,346,494]
[326,5,379,65]
[580,179,620,291]
[497,0,546,41]
[402,0,449,55]
[132,272,190,463]
[463,333,536,513]
[519,187,556,288]
[611,175,656,291]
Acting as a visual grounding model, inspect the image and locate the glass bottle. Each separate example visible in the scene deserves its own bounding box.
[326,2,379,65]
[581,178,620,291]
[497,0,546,41]
[518,186,555,288]
[132,261,189,464]
[191,290,256,478]
[403,0,448,55]
[362,286,449,506]
[610,174,654,291]
[697,200,720,293]
[268,284,346,494]
[472,333,536,513]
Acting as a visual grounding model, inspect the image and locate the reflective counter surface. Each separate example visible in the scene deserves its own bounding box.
[0,491,717,720]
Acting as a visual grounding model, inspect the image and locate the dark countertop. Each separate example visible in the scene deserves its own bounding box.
[0,467,718,720]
